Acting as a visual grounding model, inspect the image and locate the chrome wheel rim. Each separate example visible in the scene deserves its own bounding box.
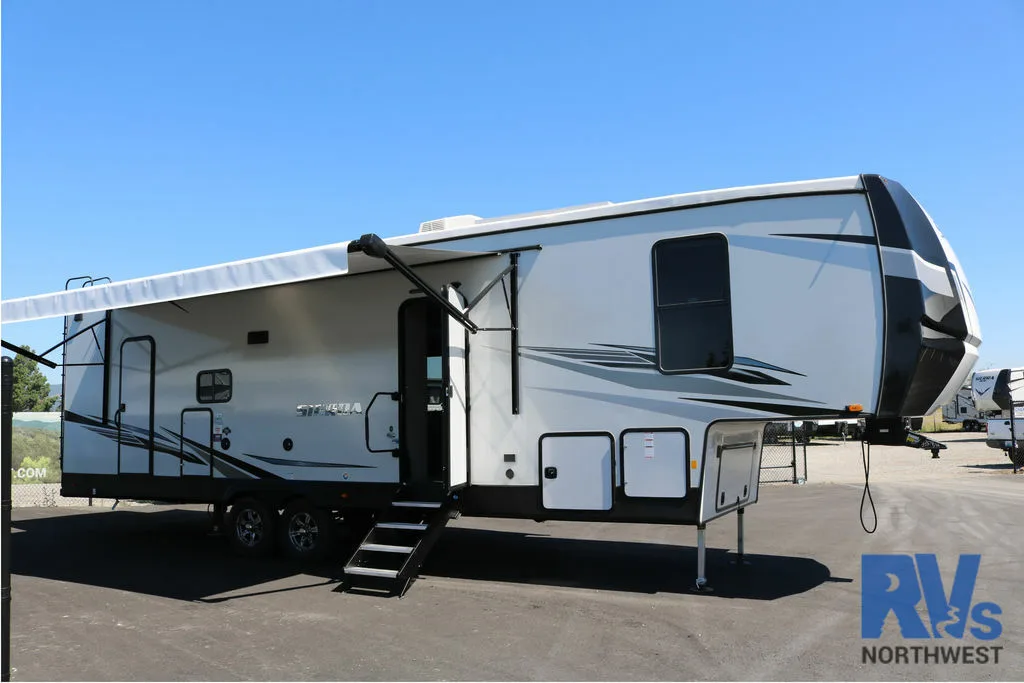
[288,511,319,551]
[236,508,264,547]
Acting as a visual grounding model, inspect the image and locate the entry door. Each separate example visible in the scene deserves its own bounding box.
[445,286,469,490]
[181,409,214,476]
[118,337,155,474]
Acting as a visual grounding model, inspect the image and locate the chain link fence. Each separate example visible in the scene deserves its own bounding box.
[760,421,808,484]
[9,413,102,507]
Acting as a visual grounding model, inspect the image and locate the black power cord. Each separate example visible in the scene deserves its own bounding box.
[860,440,877,534]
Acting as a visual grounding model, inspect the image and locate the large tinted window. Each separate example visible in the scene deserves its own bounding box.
[652,234,733,372]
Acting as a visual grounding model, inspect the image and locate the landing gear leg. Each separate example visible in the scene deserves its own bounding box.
[692,523,712,593]
[731,507,750,566]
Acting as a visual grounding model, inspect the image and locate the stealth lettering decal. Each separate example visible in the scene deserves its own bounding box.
[296,402,363,416]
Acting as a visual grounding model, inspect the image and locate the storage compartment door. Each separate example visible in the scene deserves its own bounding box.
[715,442,757,512]
[540,433,613,511]
[623,429,687,498]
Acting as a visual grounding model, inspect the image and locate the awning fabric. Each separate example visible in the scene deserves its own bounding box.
[1,242,495,323]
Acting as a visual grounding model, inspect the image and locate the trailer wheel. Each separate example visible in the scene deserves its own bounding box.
[226,497,277,558]
[279,499,335,561]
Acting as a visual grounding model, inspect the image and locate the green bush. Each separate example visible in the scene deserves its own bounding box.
[11,427,62,484]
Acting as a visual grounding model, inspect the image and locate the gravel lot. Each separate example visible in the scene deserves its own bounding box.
[9,432,1024,681]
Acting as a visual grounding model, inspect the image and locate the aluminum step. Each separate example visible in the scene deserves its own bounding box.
[376,522,428,531]
[343,566,399,578]
[360,543,414,554]
[392,501,443,509]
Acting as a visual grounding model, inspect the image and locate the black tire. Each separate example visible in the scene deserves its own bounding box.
[226,497,278,558]
[279,499,335,561]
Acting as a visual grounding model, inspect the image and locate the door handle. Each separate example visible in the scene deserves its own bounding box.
[544,466,558,479]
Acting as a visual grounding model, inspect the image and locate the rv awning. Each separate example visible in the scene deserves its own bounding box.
[1,241,499,323]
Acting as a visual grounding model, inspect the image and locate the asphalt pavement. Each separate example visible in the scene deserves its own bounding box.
[8,433,1024,681]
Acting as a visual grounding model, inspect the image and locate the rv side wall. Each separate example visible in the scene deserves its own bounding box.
[64,190,886,525]
[461,192,884,498]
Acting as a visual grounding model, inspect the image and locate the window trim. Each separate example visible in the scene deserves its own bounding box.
[196,368,233,404]
[651,233,734,375]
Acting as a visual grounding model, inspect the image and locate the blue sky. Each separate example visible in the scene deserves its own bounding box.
[2,1,1022,383]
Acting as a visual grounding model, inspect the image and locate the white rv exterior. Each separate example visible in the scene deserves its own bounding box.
[1,173,981,590]
[973,368,1024,460]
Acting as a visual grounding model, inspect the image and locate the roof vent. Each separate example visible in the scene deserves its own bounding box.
[418,214,481,233]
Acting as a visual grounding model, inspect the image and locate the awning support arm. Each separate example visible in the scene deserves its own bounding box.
[509,252,520,415]
[466,263,515,312]
[0,316,107,370]
[351,234,528,416]
[0,341,58,369]
[39,318,107,359]
[467,253,521,414]
[350,234,479,334]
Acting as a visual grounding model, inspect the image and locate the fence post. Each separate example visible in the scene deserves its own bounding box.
[791,421,798,484]
[3,356,14,682]
[1012,401,1020,475]
[802,438,808,484]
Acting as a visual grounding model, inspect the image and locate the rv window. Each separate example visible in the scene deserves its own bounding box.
[652,234,733,372]
[197,369,232,403]
[960,406,968,414]
[427,356,442,381]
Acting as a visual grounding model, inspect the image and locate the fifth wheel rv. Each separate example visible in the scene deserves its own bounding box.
[0,174,981,595]
[941,384,988,432]
[973,368,1024,466]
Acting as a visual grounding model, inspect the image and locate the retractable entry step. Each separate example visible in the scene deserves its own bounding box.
[339,486,456,597]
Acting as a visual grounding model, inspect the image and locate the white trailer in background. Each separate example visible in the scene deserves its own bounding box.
[942,384,988,431]
[973,368,1024,466]
[1,174,981,595]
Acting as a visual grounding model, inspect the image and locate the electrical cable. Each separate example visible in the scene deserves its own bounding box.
[860,440,877,534]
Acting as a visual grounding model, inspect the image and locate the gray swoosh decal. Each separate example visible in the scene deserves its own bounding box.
[522,353,823,403]
[733,356,805,377]
[244,453,375,469]
[537,387,790,421]
[728,234,876,272]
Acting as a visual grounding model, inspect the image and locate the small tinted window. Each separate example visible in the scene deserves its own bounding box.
[652,234,733,372]
[197,369,232,403]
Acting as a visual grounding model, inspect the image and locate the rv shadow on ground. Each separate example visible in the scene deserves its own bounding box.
[959,462,1018,471]
[12,508,844,602]
[422,527,846,600]
[11,508,344,603]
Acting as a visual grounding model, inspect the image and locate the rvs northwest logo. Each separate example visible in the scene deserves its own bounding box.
[861,554,1004,665]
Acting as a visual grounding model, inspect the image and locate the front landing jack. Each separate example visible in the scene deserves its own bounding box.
[691,524,713,593]
[730,507,751,566]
